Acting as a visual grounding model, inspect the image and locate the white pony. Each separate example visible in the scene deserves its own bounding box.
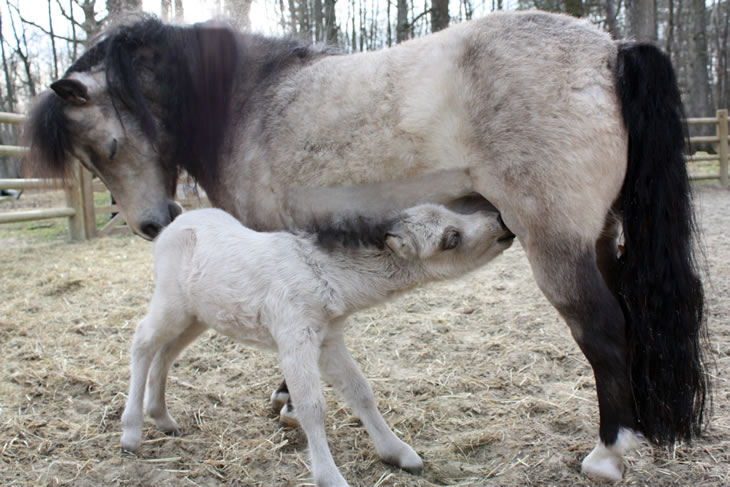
[120,204,514,486]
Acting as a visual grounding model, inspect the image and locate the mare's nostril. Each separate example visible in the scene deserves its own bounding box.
[169,201,183,220]
[141,222,162,240]
[497,214,506,230]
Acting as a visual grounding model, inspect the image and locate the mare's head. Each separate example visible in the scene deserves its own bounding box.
[385,204,515,278]
[24,16,237,240]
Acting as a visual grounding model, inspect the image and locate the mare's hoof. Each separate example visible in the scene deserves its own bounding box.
[581,444,624,482]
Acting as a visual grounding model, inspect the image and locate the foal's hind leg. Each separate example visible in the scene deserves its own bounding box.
[319,325,423,473]
[121,304,192,452]
[144,321,207,435]
[525,237,639,481]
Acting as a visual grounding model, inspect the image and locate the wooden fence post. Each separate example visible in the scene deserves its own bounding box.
[718,109,728,188]
[64,159,86,241]
[80,165,97,239]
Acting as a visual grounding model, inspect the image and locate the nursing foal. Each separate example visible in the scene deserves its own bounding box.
[121,204,514,486]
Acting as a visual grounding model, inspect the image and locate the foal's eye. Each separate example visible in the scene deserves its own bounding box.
[441,228,461,250]
[108,138,118,160]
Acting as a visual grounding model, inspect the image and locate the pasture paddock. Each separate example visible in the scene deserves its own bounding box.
[1,184,728,486]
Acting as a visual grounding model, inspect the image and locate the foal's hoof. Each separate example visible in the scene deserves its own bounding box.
[163,427,181,437]
[120,434,142,454]
[381,443,424,474]
[279,403,300,429]
[270,384,290,413]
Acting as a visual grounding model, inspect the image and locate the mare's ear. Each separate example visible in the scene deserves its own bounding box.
[51,79,90,105]
[385,222,417,259]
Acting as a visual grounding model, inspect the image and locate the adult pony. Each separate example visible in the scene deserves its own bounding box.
[25,10,709,481]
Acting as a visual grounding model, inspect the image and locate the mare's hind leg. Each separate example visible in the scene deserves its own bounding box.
[144,321,207,435]
[525,236,639,481]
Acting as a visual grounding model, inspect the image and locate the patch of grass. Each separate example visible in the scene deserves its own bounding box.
[0,218,69,242]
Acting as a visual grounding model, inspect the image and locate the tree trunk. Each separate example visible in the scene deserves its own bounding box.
[161,0,171,21]
[225,0,253,29]
[396,0,409,43]
[106,0,142,17]
[685,0,713,117]
[47,0,59,80]
[604,0,617,38]
[625,0,657,41]
[431,0,449,32]
[324,0,337,44]
[174,0,184,21]
[314,0,323,41]
[564,0,584,17]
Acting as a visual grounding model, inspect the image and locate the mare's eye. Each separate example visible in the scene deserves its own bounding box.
[108,138,118,160]
[441,227,461,250]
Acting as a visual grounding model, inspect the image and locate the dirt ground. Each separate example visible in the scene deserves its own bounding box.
[1,185,728,487]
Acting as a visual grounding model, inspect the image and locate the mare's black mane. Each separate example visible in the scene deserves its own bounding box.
[304,214,399,252]
[25,15,325,188]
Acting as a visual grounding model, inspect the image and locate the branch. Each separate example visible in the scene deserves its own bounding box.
[16,15,80,44]
[408,8,432,27]
[55,0,87,30]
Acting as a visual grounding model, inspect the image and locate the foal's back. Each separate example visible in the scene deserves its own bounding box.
[153,209,313,348]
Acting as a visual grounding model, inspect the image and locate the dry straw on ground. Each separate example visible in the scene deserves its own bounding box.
[1,185,728,486]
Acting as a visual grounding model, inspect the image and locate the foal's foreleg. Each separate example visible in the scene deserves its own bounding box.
[277,327,348,487]
[144,321,207,435]
[527,240,640,481]
[121,314,164,452]
[319,328,423,473]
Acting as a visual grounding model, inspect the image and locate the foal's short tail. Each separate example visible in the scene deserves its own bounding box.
[615,43,710,446]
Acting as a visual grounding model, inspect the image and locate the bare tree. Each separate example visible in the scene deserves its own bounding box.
[5,1,37,99]
[709,0,729,109]
[396,0,409,42]
[563,0,583,17]
[626,0,657,41]
[604,0,618,38]
[431,0,449,32]
[685,0,713,117]
[324,0,337,43]
[225,0,253,29]
[161,0,171,21]
[107,0,142,17]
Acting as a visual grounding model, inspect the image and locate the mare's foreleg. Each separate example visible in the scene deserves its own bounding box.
[527,238,640,481]
[319,327,423,473]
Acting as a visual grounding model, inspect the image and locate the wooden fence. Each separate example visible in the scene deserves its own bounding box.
[1,109,728,241]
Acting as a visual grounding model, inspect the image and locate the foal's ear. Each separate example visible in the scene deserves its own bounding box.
[385,223,417,259]
[51,79,90,105]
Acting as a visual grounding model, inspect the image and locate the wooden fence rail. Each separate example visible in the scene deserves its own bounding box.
[1,109,728,241]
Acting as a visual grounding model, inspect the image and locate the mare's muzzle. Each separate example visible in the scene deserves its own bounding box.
[138,201,183,240]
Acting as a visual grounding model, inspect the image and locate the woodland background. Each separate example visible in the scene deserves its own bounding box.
[0,0,728,178]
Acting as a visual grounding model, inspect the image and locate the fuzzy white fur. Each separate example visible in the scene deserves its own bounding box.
[120,205,513,487]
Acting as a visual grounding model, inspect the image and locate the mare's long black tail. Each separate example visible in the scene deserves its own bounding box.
[615,43,710,446]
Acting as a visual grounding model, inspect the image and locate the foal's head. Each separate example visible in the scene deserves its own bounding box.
[385,204,515,278]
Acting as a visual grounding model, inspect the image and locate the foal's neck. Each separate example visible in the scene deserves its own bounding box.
[309,242,428,317]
